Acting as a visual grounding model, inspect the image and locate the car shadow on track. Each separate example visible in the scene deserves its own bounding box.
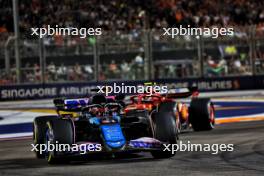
[0,153,164,169]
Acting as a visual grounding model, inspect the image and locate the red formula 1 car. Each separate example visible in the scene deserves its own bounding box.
[123,87,215,133]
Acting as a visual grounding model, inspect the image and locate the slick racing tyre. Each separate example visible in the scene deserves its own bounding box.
[151,112,178,159]
[45,119,74,164]
[189,98,215,131]
[33,116,58,158]
[158,102,181,133]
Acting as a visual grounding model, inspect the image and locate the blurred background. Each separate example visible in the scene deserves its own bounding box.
[0,0,263,87]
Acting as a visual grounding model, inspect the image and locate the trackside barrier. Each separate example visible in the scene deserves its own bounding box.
[0,76,264,101]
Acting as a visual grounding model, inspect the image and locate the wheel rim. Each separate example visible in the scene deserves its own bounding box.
[45,127,54,161]
[208,103,215,128]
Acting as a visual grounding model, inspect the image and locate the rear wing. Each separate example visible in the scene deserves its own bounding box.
[53,98,90,111]
[164,86,199,99]
[53,96,117,111]
[143,82,198,99]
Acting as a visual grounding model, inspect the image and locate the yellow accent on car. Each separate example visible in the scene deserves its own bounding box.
[46,122,52,162]
[33,122,37,143]
[58,110,79,118]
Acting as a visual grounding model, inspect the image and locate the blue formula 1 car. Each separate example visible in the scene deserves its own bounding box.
[33,94,178,164]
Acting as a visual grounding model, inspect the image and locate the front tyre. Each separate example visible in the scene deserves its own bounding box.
[45,119,74,164]
[33,116,58,158]
[151,112,178,159]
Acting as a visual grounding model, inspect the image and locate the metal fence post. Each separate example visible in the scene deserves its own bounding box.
[149,30,153,80]
[39,37,45,83]
[4,46,10,74]
[12,0,21,83]
[144,30,152,80]
[197,36,203,78]
[4,36,16,75]
[93,35,99,81]
[249,25,256,75]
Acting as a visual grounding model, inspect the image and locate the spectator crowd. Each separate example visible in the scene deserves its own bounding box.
[0,0,264,84]
[1,0,264,34]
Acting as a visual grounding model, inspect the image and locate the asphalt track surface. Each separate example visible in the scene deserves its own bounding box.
[0,120,263,176]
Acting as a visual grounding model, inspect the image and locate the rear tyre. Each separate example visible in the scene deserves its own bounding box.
[158,102,180,133]
[45,119,74,164]
[189,98,215,131]
[33,116,58,158]
[151,112,178,159]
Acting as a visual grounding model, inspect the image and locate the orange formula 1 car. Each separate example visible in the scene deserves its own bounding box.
[123,87,215,133]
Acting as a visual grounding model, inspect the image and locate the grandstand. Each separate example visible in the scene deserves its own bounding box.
[0,0,264,86]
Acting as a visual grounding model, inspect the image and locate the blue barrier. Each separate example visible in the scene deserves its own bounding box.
[0,76,264,101]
